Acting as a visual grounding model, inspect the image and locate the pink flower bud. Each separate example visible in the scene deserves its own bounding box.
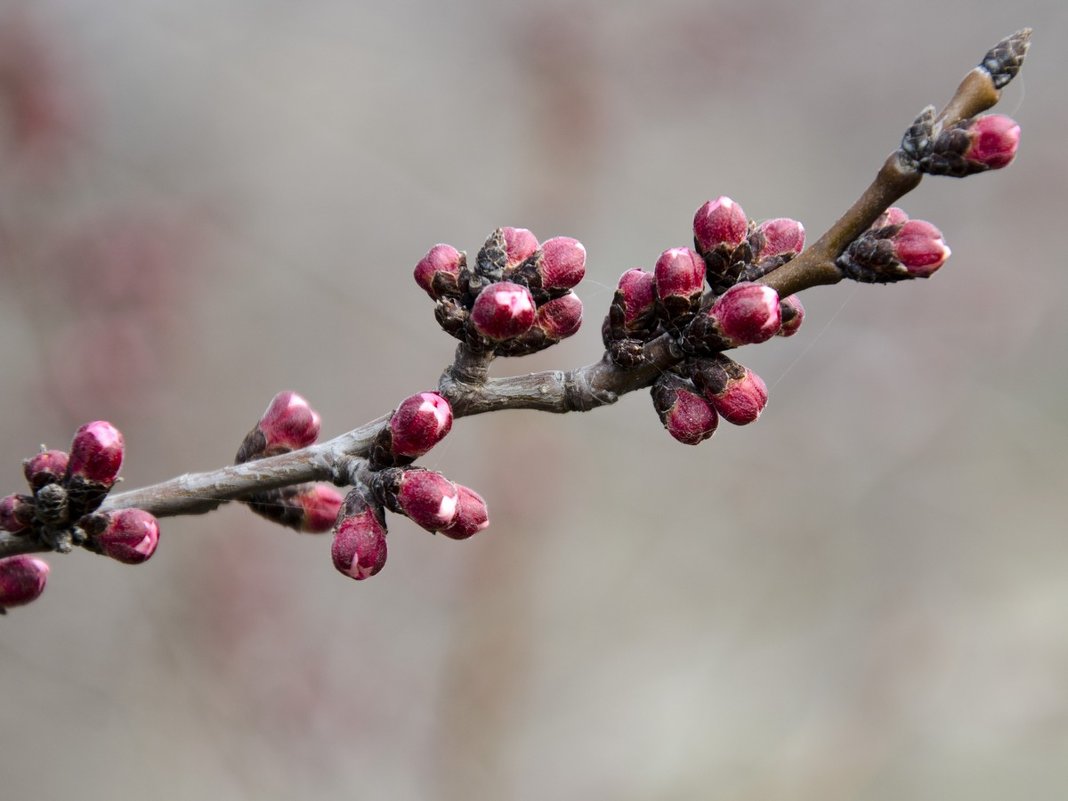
[414,243,464,300]
[294,484,344,533]
[470,281,536,341]
[67,421,124,485]
[534,292,583,341]
[331,490,388,580]
[651,374,719,445]
[376,468,459,533]
[616,268,658,331]
[693,196,748,253]
[709,282,782,345]
[872,207,909,230]
[23,449,69,491]
[777,295,805,337]
[94,508,160,564]
[892,220,951,277]
[538,236,586,291]
[755,218,805,260]
[0,556,50,608]
[259,391,321,453]
[501,227,539,268]
[440,485,490,540]
[389,392,453,459]
[1,494,34,534]
[654,247,706,324]
[964,114,1020,170]
[691,355,769,425]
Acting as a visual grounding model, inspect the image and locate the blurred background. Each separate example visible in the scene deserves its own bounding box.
[1,1,1065,799]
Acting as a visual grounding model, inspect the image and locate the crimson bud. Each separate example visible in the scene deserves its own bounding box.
[331,490,388,580]
[470,281,536,341]
[67,421,124,485]
[440,484,490,540]
[389,392,454,459]
[414,243,465,300]
[0,556,50,609]
[651,373,719,445]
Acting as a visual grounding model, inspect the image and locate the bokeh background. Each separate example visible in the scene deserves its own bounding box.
[2,2,1066,799]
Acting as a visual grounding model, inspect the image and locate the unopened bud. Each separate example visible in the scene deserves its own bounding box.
[654,247,706,324]
[374,467,459,533]
[440,485,490,540]
[294,484,344,533]
[1,494,34,534]
[389,392,453,459]
[871,206,909,230]
[690,355,769,425]
[0,556,49,609]
[23,449,69,491]
[753,218,805,260]
[922,114,1021,177]
[891,220,951,277]
[89,508,160,564]
[470,281,536,341]
[501,227,539,268]
[615,268,658,332]
[259,391,321,453]
[693,196,748,254]
[331,489,388,580]
[709,282,782,345]
[414,243,465,300]
[777,295,805,337]
[537,236,586,291]
[839,218,950,282]
[651,373,719,445]
[67,421,124,485]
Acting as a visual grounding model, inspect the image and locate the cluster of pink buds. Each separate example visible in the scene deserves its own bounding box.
[235,391,343,533]
[0,420,160,610]
[600,195,806,445]
[837,207,952,282]
[414,227,585,356]
[332,392,488,581]
[234,389,489,583]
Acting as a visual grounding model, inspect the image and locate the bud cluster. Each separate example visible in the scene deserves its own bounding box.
[0,421,161,610]
[414,227,585,356]
[599,195,807,445]
[234,390,489,584]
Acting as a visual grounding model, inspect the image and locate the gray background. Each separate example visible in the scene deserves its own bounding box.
[1,1,1066,799]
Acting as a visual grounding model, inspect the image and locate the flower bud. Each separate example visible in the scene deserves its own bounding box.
[0,556,50,608]
[777,295,805,337]
[651,373,719,445]
[537,236,586,291]
[891,220,951,277]
[709,282,782,345]
[440,485,490,540]
[690,355,769,425]
[753,218,805,260]
[871,206,909,230]
[616,268,658,332]
[389,392,453,459]
[414,243,464,300]
[964,114,1020,169]
[331,489,388,580]
[535,292,583,340]
[23,449,69,492]
[470,281,536,341]
[923,114,1020,176]
[67,421,124,485]
[92,508,160,564]
[294,484,344,533]
[258,391,321,453]
[1,494,34,534]
[374,467,459,533]
[654,247,706,324]
[693,196,748,254]
[501,227,539,268]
